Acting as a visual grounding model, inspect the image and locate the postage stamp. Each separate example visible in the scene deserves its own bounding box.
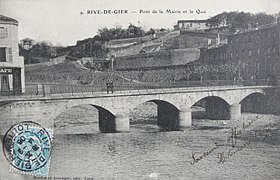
[2,121,53,177]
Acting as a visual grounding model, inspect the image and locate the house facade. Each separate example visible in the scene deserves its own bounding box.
[176,20,209,31]
[0,15,25,95]
[20,38,35,50]
[227,23,280,79]
[199,23,280,80]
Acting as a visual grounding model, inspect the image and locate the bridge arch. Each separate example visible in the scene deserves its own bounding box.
[54,103,116,134]
[191,96,230,120]
[238,90,266,104]
[239,92,268,114]
[130,99,180,131]
[187,93,232,107]
[130,97,181,111]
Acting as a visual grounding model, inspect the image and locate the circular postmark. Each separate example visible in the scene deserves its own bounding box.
[2,121,52,172]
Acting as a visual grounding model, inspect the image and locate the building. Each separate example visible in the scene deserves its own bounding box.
[0,15,25,95]
[227,23,280,79]
[20,38,35,50]
[176,20,209,31]
[199,23,280,80]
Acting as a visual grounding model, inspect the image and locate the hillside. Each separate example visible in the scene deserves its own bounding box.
[25,61,105,85]
[25,61,145,86]
[108,30,180,57]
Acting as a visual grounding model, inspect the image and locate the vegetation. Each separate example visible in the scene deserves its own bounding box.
[208,12,279,32]
[98,24,154,41]
[19,41,66,64]
[117,63,242,83]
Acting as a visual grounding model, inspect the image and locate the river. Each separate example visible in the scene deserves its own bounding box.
[1,105,280,180]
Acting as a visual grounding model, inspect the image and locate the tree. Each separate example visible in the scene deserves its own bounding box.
[208,11,276,33]
[232,12,252,30]
[19,41,55,64]
[253,12,275,27]
[98,24,146,41]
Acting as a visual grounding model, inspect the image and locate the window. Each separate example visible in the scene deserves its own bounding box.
[273,47,276,54]
[256,62,260,72]
[248,35,252,42]
[179,23,183,28]
[248,50,252,57]
[0,48,6,62]
[190,23,193,27]
[8,48,12,61]
[257,49,260,55]
[267,48,271,54]
[0,27,7,38]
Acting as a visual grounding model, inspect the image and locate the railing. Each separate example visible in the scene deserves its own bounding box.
[16,79,273,97]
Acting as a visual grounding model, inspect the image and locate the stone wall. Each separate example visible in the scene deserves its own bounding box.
[114,48,200,70]
[114,51,172,69]
[107,35,154,47]
[170,48,200,65]
[178,31,217,49]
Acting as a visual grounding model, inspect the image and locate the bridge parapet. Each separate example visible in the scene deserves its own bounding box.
[18,79,273,98]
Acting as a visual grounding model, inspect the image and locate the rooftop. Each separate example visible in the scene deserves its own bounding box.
[21,38,34,41]
[229,22,280,37]
[177,19,209,24]
[0,15,18,25]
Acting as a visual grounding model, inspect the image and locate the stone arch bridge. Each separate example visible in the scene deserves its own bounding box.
[0,86,269,134]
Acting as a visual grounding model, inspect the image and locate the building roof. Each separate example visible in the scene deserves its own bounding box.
[228,22,280,37]
[21,38,34,42]
[0,15,18,25]
[177,19,209,24]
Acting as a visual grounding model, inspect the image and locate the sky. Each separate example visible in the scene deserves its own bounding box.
[0,0,279,46]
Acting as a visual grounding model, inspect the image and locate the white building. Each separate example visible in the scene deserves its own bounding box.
[177,20,209,31]
[20,38,35,50]
[0,15,25,95]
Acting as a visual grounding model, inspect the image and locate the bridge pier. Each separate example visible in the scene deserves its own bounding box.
[229,103,241,120]
[115,113,130,132]
[179,106,192,130]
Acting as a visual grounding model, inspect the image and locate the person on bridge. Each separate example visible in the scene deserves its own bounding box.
[106,80,114,94]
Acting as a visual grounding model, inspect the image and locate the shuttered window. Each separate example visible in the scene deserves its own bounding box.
[0,27,7,38]
[0,48,6,62]
[8,48,12,61]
